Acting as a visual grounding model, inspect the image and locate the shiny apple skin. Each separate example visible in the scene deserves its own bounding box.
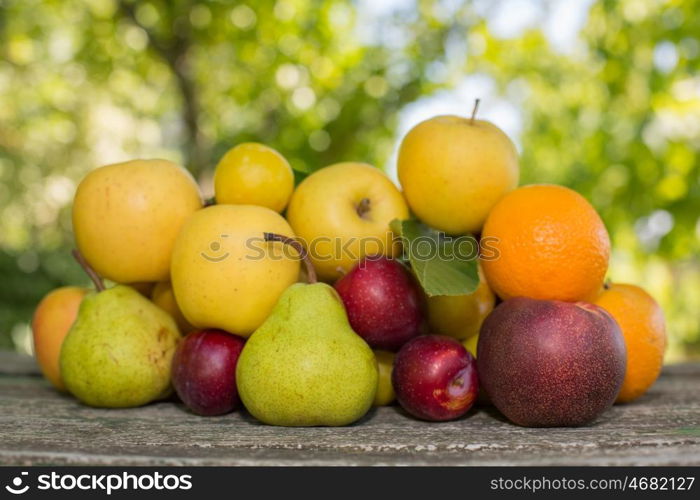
[172,329,245,416]
[392,335,478,421]
[334,257,426,351]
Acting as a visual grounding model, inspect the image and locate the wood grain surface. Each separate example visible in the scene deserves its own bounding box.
[0,351,698,466]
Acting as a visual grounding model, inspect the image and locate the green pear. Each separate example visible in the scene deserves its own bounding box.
[60,285,181,408]
[236,282,378,426]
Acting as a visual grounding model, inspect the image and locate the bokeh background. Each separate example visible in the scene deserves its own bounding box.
[0,0,698,361]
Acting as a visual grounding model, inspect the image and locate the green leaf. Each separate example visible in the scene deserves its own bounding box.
[390,219,480,297]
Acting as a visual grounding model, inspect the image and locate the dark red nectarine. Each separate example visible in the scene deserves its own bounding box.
[477,297,626,427]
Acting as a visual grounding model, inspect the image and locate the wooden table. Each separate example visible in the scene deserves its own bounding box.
[0,351,698,466]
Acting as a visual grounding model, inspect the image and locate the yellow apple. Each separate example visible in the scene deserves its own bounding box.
[462,334,479,358]
[427,265,495,340]
[151,282,195,334]
[373,350,395,406]
[286,162,409,281]
[32,286,88,390]
[170,204,300,336]
[73,159,202,283]
[214,143,294,212]
[397,114,519,234]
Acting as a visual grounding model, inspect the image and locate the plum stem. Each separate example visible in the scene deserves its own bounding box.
[356,197,371,219]
[470,98,480,124]
[263,233,317,284]
[72,249,105,292]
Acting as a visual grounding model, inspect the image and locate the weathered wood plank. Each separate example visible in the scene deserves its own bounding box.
[0,351,40,376]
[0,353,698,466]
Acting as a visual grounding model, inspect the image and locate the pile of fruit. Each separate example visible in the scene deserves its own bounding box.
[32,103,667,427]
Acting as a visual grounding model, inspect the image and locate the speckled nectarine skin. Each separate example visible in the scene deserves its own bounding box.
[477,297,626,427]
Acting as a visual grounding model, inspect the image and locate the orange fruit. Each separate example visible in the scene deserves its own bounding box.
[32,286,88,390]
[481,184,610,302]
[595,283,666,403]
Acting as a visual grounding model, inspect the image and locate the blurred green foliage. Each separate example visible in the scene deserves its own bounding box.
[466,0,700,359]
[0,0,698,359]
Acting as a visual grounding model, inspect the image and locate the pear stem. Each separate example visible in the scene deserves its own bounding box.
[470,98,480,124]
[72,249,105,292]
[356,197,371,219]
[263,233,317,284]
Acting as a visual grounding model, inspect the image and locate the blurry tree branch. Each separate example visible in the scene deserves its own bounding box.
[116,0,205,174]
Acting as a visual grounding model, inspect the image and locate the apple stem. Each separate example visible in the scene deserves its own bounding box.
[470,98,480,124]
[263,233,317,284]
[72,249,105,292]
[356,198,371,219]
